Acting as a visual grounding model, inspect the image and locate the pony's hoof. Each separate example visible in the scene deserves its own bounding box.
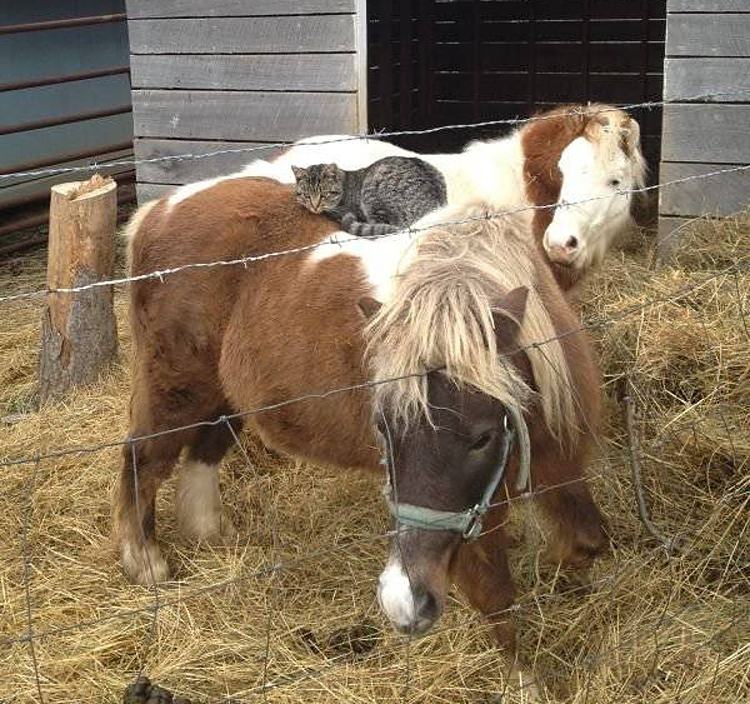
[122,541,171,586]
[198,512,237,548]
[204,512,237,546]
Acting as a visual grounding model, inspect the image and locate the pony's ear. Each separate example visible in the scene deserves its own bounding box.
[358,295,382,320]
[491,286,528,345]
[496,286,528,326]
[622,117,642,157]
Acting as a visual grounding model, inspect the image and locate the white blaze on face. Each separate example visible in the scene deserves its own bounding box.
[377,556,417,629]
[544,136,633,270]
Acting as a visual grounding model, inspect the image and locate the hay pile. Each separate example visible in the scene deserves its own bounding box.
[1,214,748,703]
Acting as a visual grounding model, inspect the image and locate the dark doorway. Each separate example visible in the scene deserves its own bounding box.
[367,0,665,173]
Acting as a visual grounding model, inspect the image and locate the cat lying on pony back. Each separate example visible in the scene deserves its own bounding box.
[292,156,447,238]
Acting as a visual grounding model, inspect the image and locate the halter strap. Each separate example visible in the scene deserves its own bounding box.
[382,414,516,541]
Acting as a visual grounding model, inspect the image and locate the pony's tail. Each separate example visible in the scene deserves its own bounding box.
[342,214,398,239]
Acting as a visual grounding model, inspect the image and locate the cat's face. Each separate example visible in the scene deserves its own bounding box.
[292,164,344,214]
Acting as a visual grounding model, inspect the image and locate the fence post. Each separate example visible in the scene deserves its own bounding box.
[39,174,118,403]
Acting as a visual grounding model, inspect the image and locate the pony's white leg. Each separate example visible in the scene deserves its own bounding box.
[176,460,236,542]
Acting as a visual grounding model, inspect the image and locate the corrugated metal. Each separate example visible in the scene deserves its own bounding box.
[0,0,133,211]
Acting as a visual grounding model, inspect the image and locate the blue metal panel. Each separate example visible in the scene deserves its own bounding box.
[0,75,132,130]
[0,114,135,184]
[0,24,131,85]
[3,1,125,24]
[0,0,133,210]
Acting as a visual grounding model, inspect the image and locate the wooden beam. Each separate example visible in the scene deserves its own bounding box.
[126,0,355,18]
[667,1,750,12]
[666,14,750,57]
[664,58,750,102]
[130,54,357,91]
[132,90,358,141]
[133,138,282,184]
[136,183,176,204]
[128,16,356,54]
[659,162,750,217]
[660,104,750,163]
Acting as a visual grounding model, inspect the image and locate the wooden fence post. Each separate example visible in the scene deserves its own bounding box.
[39,175,118,403]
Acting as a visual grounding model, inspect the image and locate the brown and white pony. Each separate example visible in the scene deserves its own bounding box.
[117,179,606,680]
[235,103,647,290]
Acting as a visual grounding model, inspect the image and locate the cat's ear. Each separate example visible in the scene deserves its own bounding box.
[322,163,339,177]
[291,165,304,179]
[358,295,382,320]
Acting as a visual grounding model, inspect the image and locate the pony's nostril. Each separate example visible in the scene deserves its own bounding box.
[414,589,439,624]
[565,236,578,251]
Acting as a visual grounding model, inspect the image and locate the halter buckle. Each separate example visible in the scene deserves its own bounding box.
[462,505,485,541]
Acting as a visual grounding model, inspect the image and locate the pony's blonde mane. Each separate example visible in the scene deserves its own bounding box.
[366,204,578,446]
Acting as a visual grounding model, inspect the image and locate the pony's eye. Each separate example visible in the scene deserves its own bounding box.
[609,179,621,188]
[469,432,492,452]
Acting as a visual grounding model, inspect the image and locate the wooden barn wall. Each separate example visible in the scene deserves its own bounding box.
[125,0,365,204]
[658,0,750,248]
[0,0,133,213]
[368,0,666,173]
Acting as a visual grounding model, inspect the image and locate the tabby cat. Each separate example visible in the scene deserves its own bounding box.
[291,157,447,238]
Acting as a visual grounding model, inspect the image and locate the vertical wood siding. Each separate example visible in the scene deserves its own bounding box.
[126,0,364,203]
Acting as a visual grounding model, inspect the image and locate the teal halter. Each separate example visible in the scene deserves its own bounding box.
[381,412,522,542]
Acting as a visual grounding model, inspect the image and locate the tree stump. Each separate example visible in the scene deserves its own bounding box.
[39,175,118,403]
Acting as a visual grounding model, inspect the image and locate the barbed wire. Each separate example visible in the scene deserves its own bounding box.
[2,161,749,306]
[3,255,746,471]
[2,258,745,471]
[4,91,749,704]
[0,462,615,650]
[0,88,747,185]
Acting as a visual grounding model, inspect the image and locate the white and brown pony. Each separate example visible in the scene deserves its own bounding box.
[117,180,606,680]
[237,103,647,290]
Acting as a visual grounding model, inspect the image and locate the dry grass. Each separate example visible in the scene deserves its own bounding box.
[1,214,748,703]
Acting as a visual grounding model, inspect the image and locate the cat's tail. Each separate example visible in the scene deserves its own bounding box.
[342,214,399,239]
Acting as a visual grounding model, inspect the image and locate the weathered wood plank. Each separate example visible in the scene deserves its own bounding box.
[668,1,750,12]
[659,162,750,217]
[666,14,750,57]
[128,16,355,54]
[126,0,354,18]
[134,138,283,184]
[660,105,750,163]
[664,58,750,102]
[130,54,356,91]
[132,90,358,141]
[136,183,176,204]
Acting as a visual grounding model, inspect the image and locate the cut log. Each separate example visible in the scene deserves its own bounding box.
[39,175,118,402]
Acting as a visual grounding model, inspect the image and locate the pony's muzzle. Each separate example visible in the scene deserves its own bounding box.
[544,232,580,266]
[377,558,443,636]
